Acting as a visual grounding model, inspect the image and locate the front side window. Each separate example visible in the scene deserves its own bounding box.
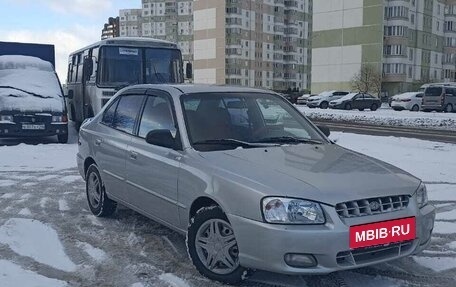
[138,95,175,138]
[425,87,442,97]
[112,95,144,134]
[181,93,326,151]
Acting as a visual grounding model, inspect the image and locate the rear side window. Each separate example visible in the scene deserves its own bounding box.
[112,95,144,134]
[101,98,119,126]
[425,87,442,97]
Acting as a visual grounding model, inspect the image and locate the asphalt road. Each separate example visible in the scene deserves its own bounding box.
[312,119,456,144]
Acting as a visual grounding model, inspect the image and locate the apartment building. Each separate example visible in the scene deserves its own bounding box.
[118,0,312,91]
[312,0,449,96]
[119,1,194,66]
[194,0,312,91]
[101,17,120,40]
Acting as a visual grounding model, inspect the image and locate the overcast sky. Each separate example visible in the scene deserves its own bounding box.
[0,0,138,81]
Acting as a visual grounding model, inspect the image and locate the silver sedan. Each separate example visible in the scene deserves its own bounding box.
[77,84,435,285]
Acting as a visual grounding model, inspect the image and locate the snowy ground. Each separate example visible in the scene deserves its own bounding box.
[0,130,455,287]
[296,105,456,131]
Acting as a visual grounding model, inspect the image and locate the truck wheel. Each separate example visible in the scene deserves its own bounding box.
[187,206,249,285]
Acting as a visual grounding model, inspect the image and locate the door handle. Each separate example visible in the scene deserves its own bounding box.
[129,151,138,160]
[95,139,102,146]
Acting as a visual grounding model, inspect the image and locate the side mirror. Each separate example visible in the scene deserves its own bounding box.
[317,125,330,137]
[146,129,176,149]
[185,62,193,79]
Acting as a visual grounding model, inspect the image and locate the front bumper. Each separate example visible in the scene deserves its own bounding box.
[0,122,68,137]
[307,101,321,108]
[229,203,435,275]
[391,102,412,110]
[329,103,344,109]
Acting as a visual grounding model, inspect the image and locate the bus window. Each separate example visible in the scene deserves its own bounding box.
[98,46,143,87]
[144,48,182,84]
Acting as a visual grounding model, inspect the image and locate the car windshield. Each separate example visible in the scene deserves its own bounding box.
[425,87,442,97]
[98,46,183,87]
[181,92,327,151]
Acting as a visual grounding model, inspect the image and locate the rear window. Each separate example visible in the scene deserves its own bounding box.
[425,87,442,97]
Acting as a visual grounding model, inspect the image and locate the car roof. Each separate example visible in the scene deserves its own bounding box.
[118,84,278,98]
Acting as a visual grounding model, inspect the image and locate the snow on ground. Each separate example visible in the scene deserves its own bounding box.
[0,143,77,172]
[0,218,76,272]
[0,131,455,286]
[297,105,456,130]
[0,260,67,287]
[159,273,192,287]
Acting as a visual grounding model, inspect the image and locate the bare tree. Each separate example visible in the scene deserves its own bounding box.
[351,65,383,97]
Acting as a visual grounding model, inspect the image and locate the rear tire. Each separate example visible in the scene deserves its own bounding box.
[411,105,420,112]
[187,206,249,285]
[370,103,378,111]
[344,103,352,110]
[86,164,117,217]
[319,101,329,109]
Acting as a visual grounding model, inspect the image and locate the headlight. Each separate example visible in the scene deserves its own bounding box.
[262,197,325,224]
[0,115,13,122]
[415,183,428,208]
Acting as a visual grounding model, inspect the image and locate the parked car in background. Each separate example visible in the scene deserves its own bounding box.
[391,92,423,112]
[422,85,456,113]
[78,84,434,285]
[329,92,381,111]
[307,90,349,109]
[0,55,68,143]
[297,94,313,105]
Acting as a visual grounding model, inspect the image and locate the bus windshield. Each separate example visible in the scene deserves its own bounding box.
[98,46,183,88]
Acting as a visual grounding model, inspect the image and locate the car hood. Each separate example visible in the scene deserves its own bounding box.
[199,144,420,205]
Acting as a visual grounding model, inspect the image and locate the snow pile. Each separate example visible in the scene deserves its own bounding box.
[158,273,191,287]
[0,218,76,272]
[298,105,456,130]
[0,55,64,113]
[0,260,67,287]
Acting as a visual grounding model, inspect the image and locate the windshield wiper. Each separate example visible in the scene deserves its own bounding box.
[0,86,53,99]
[253,136,323,145]
[193,139,278,149]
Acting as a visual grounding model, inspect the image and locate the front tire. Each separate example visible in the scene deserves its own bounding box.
[319,101,329,109]
[411,105,420,112]
[187,206,248,285]
[371,103,378,111]
[86,164,117,217]
[344,103,352,110]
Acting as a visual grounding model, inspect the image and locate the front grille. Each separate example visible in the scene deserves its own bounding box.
[335,195,409,218]
[336,241,414,266]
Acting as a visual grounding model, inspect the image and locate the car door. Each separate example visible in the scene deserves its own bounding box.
[352,93,364,109]
[96,93,146,202]
[125,91,182,226]
[363,94,375,109]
